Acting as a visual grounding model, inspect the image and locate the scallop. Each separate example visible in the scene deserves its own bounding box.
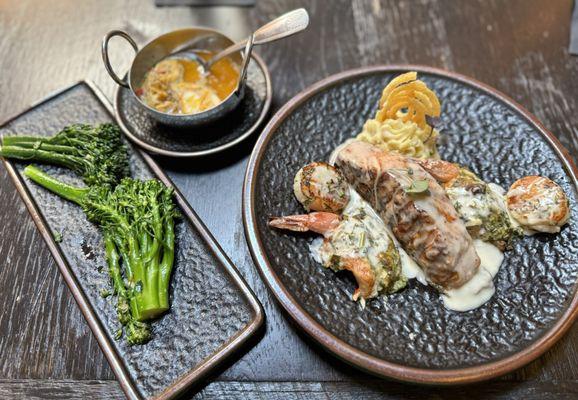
[293,162,350,213]
[506,176,570,233]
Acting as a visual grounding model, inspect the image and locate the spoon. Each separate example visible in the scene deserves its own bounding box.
[171,8,310,73]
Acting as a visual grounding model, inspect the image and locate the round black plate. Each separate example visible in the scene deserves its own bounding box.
[114,55,271,157]
[243,66,578,384]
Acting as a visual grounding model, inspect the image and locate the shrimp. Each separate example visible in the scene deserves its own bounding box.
[414,158,460,183]
[269,212,341,235]
[293,162,350,213]
[506,176,570,233]
[269,212,377,301]
[341,257,375,300]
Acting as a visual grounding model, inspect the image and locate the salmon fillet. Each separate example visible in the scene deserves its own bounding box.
[333,140,480,290]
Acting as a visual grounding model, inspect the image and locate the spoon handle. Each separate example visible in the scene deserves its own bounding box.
[253,8,310,45]
[207,8,309,67]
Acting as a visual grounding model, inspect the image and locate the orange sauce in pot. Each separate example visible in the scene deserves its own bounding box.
[138,51,240,115]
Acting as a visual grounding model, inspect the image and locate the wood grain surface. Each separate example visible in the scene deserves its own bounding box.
[0,0,577,398]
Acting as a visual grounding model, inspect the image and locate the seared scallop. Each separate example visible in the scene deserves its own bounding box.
[506,176,570,233]
[293,162,350,213]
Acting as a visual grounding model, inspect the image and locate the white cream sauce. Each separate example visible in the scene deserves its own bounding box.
[309,189,390,265]
[509,183,564,234]
[398,240,427,285]
[445,186,489,227]
[506,177,569,234]
[488,183,523,231]
[442,240,504,311]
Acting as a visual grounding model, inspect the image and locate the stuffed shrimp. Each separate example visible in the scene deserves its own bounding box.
[270,162,410,302]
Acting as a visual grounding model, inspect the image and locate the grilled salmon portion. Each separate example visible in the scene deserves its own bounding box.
[333,140,480,290]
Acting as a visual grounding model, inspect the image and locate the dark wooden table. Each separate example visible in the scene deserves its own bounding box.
[1,0,578,398]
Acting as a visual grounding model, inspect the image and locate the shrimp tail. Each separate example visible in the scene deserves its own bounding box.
[269,212,341,235]
[269,214,312,232]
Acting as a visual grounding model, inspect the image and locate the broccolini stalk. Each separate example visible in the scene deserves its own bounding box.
[0,124,129,186]
[24,165,178,344]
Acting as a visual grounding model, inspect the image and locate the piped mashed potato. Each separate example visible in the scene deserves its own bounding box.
[357,119,440,159]
[356,71,441,159]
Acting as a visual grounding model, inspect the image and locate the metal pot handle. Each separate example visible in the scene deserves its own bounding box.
[235,33,255,96]
[101,30,138,88]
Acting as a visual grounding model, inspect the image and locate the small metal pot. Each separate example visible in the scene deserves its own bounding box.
[102,28,253,128]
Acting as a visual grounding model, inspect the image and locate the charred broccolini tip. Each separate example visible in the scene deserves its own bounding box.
[23,165,179,345]
[0,123,129,186]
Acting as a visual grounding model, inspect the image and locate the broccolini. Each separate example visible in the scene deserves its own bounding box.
[24,165,179,345]
[0,123,129,186]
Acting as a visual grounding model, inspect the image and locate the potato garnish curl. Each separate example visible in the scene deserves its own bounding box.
[375,71,441,129]
[356,71,442,159]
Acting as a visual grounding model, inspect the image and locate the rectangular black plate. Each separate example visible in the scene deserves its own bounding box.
[0,81,263,400]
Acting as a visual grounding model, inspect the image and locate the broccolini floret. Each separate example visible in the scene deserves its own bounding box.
[0,123,129,186]
[24,165,179,345]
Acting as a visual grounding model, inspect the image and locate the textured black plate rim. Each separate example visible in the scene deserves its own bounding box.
[242,64,578,385]
[113,53,272,158]
[0,80,264,400]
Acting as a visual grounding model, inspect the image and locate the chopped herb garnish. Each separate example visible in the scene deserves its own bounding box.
[358,232,366,247]
[53,231,63,243]
[405,180,430,194]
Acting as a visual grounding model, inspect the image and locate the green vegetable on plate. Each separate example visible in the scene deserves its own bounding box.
[23,165,179,345]
[0,123,129,186]
[405,179,430,194]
